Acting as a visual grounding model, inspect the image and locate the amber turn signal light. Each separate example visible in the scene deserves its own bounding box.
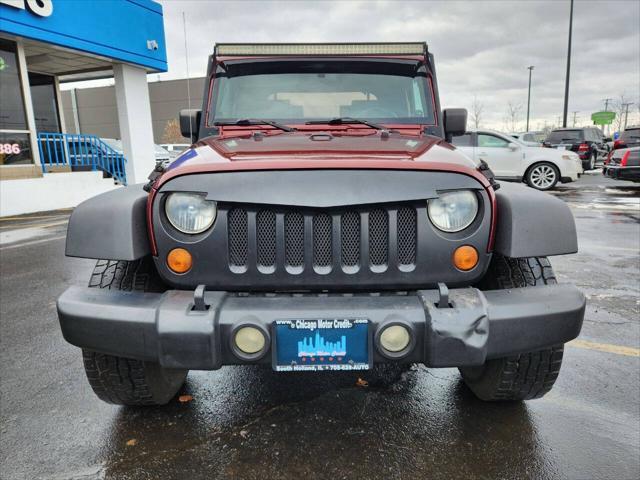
[453,245,478,271]
[167,248,192,273]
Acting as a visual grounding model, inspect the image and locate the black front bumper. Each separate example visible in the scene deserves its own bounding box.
[57,285,585,370]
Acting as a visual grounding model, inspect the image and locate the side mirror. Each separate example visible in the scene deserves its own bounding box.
[179,109,202,143]
[443,108,467,142]
[508,143,519,151]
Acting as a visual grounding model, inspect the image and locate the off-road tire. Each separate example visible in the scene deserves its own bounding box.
[88,257,167,293]
[460,255,564,401]
[83,258,187,406]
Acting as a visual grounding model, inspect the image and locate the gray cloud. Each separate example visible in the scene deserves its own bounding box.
[157,0,639,130]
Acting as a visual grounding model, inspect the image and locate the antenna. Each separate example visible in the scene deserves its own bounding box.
[182,12,193,140]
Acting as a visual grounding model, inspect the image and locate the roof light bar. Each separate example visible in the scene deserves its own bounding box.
[215,43,427,56]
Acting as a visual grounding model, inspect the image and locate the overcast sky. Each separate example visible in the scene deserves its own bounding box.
[154,0,640,131]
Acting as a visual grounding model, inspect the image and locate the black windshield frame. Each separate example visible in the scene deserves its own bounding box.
[205,58,437,128]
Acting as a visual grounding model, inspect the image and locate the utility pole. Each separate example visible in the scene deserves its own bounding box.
[562,0,574,128]
[602,98,613,135]
[526,66,534,132]
[622,102,634,129]
[182,12,192,140]
[572,111,579,127]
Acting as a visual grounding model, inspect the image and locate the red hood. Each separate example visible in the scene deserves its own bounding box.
[156,130,485,188]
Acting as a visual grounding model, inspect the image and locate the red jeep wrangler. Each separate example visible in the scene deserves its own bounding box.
[57,43,585,406]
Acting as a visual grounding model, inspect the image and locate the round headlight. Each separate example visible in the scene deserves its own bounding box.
[427,190,478,233]
[165,193,217,234]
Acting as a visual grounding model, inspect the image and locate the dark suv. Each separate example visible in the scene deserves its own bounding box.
[614,127,640,151]
[544,127,610,170]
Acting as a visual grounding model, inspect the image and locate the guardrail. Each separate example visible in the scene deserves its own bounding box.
[37,132,127,185]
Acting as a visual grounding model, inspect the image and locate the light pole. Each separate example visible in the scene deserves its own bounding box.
[562,0,574,127]
[526,66,534,132]
[622,102,634,129]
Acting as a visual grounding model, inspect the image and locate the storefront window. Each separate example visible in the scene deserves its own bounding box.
[0,132,32,165]
[0,39,28,131]
[29,72,61,133]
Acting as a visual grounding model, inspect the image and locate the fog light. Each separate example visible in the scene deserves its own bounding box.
[379,325,411,353]
[453,245,478,271]
[234,326,266,354]
[167,248,192,273]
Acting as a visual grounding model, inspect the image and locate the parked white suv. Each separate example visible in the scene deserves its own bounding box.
[453,129,583,190]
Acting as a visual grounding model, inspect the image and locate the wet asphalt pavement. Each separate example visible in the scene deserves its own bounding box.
[1,170,638,480]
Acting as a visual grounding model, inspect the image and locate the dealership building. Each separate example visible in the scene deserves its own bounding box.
[0,0,167,216]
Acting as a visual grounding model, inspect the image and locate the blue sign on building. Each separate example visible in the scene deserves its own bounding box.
[0,0,167,71]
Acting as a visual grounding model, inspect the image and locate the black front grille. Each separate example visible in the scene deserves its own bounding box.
[226,205,417,275]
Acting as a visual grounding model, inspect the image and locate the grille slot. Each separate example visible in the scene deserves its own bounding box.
[397,207,417,269]
[369,209,389,270]
[341,211,361,271]
[285,212,305,272]
[256,210,276,271]
[228,208,248,271]
[313,213,333,273]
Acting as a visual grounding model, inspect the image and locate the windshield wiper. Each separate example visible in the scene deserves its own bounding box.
[305,117,388,131]
[213,119,296,132]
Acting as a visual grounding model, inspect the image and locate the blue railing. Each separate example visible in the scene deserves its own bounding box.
[37,132,127,185]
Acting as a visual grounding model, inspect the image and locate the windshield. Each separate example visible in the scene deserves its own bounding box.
[546,130,583,143]
[208,60,436,125]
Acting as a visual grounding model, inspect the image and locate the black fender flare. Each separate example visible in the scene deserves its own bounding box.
[493,182,577,258]
[65,185,150,261]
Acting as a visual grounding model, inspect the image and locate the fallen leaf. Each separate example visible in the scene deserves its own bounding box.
[178,395,193,403]
[125,439,137,446]
[355,378,369,388]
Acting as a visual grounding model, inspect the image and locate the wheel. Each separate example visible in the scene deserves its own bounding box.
[588,151,596,170]
[83,258,187,406]
[526,162,559,190]
[460,255,565,401]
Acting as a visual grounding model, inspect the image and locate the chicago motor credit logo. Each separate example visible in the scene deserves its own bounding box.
[0,0,53,17]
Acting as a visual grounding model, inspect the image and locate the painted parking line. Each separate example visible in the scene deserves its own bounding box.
[0,212,71,222]
[0,234,67,251]
[0,219,69,230]
[568,339,640,357]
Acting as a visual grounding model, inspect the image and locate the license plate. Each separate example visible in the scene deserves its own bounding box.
[556,145,569,150]
[273,318,370,372]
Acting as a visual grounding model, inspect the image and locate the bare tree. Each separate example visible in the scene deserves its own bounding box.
[612,93,630,133]
[503,101,523,132]
[161,119,188,143]
[470,95,484,129]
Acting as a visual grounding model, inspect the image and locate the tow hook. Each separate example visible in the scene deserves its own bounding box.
[436,282,451,309]
[193,284,209,311]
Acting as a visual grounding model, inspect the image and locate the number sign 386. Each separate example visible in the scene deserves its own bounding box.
[0,144,21,154]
